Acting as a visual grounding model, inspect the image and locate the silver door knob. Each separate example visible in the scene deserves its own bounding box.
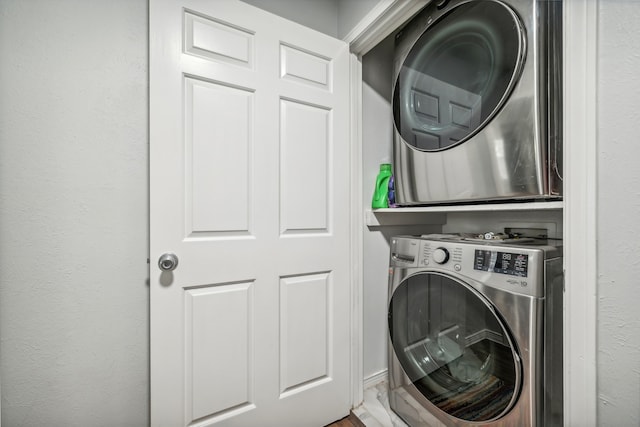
[158,253,179,271]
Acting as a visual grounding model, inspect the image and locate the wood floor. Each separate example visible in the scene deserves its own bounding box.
[325,412,366,427]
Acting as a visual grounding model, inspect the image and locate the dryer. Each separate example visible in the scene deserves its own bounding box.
[392,0,563,205]
[387,235,563,426]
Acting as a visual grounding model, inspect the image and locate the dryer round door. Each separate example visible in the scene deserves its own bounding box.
[393,0,525,151]
[388,272,522,422]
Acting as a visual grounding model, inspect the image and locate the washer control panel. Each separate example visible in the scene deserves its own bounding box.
[390,236,553,298]
[419,241,463,269]
[474,249,529,277]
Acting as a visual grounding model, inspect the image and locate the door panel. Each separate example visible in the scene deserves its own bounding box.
[184,11,255,67]
[280,99,330,234]
[150,1,350,426]
[279,272,330,394]
[185,77,254,235]
[280,44,331,89]
[185,283,254,422]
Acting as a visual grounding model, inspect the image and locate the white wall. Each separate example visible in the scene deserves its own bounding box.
[241,0,339,37]
[337,0,381,40]
[597,2,640,425]
[241,0,380,40]
[0,1,149,425]
[361,33,443,379]
[361,33,395,379]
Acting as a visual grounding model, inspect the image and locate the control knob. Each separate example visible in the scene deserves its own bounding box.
[432,247,450,264]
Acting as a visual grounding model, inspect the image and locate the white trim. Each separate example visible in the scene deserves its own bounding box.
[363,369,389,391]
[350,52,365,408]
[563,0,598,425]
[342,0,395,45]
[346,0,429,56]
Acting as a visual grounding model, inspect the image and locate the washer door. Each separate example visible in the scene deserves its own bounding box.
[389,272,522,422]
[393,0,525,151]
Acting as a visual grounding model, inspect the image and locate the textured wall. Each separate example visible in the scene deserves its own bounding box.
[597,2,640,426]
[0,1,149,426]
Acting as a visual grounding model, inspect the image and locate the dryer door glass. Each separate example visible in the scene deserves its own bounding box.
[388,272,521,422]
[393,0,525,151]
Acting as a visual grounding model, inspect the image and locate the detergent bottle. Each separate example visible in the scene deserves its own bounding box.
[372,163,392,209]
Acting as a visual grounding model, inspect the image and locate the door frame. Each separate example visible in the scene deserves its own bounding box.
[346,1,599,424]
[561,1,598,425]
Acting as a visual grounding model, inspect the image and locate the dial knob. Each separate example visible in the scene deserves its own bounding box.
[432,247,450,264]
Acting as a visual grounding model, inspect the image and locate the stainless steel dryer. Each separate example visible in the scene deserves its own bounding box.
[388,235,563,426]
[392,0,562,205]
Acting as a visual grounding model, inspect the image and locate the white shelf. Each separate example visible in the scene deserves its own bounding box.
[365,201,563,226]
[373,200,563,213]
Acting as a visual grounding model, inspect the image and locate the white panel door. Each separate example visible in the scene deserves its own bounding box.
[150,1,351,426]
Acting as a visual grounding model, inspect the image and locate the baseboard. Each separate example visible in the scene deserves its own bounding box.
[363,369,388,390]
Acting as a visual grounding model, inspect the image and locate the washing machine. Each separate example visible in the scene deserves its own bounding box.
[392,0,563,205]
[387,235,563,426]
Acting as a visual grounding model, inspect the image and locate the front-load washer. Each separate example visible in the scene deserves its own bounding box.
[387,235,563,426]
[392,0,562,205]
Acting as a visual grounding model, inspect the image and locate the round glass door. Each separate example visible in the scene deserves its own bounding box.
[389,272,521,422]
[393,0,525,151]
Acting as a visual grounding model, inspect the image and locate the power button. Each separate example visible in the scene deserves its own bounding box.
[454,264,461,271]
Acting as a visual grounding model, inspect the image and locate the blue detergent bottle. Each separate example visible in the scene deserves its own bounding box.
[372,163,392,209]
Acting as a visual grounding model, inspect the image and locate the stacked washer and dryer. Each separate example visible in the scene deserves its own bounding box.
[386,0,563,426]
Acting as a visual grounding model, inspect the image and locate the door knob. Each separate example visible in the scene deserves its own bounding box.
[158,253,179,271]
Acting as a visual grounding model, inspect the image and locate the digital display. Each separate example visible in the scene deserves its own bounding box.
[474,250,528,277]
